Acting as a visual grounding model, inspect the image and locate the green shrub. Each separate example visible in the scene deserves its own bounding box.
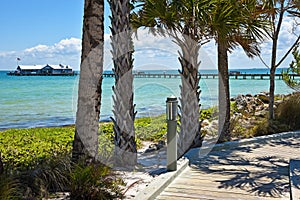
[201,106,218,121]
[135,114,167,142]
[0,173,20,200]
[98,123,115,160]
[98,115,166,150]
[0,127,74,198]
[249,118,271,137]
[0,115,170,199]
[276,93,300,130]
[249,119,289,137]
[0,127,74,170]
[230,117,248,139]
[69,162,124,200]
[6,154,71,199]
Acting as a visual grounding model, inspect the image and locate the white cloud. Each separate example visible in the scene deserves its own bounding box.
[102,29,181,70]
[25,45,49,53]
[203,16,300,70]
[1,17,299,71]
[0,38,82,70]
[258,16,300,68]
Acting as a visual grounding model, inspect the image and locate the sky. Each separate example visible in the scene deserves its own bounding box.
[0,0,299,71]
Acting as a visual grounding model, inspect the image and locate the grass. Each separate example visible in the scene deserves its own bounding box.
[69,162,124,200]
[0,114,167,170]
[135,114,167,142]
[0,114,167,199]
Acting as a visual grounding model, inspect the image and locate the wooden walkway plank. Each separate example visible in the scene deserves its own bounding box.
[155,134,300,199]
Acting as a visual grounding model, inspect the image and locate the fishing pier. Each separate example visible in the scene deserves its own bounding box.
[102,72,300,80]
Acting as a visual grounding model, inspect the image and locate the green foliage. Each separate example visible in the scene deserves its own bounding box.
[0,115,169,199]
[135,114,167,142]
[230,101,239,114]
[0,154,71,199]
[248,119,289,137]
[229,116,248,138]
[0,127,73,198]
[98,123,115,159]
[200,106,218,121]
[276,93,300,130]
[0,115,168,173]
[69,162,124,200]
[16,154,71,199]
[0,127,74,170]
[283,45,300,91]
[97,115,167,155]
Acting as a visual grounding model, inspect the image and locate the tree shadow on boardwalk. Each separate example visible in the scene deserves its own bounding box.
[188,137,300,198]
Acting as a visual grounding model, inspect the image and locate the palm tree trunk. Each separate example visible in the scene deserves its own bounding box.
[109,0,137,167]
[269,67,276,120]
[269,1,284,120]
[217,43,230,143]
[72,0,104,163]
[175,35,203,158]
[269,37,278,120]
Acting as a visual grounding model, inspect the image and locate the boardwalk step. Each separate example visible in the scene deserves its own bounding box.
[290,159,300,200]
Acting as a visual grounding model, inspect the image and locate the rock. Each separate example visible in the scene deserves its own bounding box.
[144,146,156,153]
[254,110,267,117]
[202,119,210,127]
[144,140,166,153]
[246,94,252,97]
[202,120,218,137]
[256,93,269,103]
[275,100,284,105]
[210,120,218,129]
[237,105,244,111]
[211,120,218,127]
[236,95,247,107]
[256,105,265,111]
[255,98,264,106]
[157,140,165,149]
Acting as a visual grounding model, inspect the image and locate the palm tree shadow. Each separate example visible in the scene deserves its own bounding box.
[189,143,291,198]
[290,159,300,191]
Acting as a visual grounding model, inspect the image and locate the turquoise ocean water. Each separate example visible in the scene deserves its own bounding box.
[0,68,295,130]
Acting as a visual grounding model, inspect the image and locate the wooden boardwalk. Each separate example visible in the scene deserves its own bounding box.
[156,134,300,199]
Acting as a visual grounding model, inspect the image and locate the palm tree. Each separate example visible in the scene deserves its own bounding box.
[259,0,300,120]
[132,0,210,157]
[109,0,137,167]
[72,0,104,163]
[206,0,267,142]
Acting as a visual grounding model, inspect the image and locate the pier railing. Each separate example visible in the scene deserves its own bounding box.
[102,72,300,80]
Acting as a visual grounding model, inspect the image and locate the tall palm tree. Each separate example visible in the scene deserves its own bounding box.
[72,0,104,163]
[259,0,300,120]
[206,0,267,142]
[133,0,210,157]
[109,0,137,167]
